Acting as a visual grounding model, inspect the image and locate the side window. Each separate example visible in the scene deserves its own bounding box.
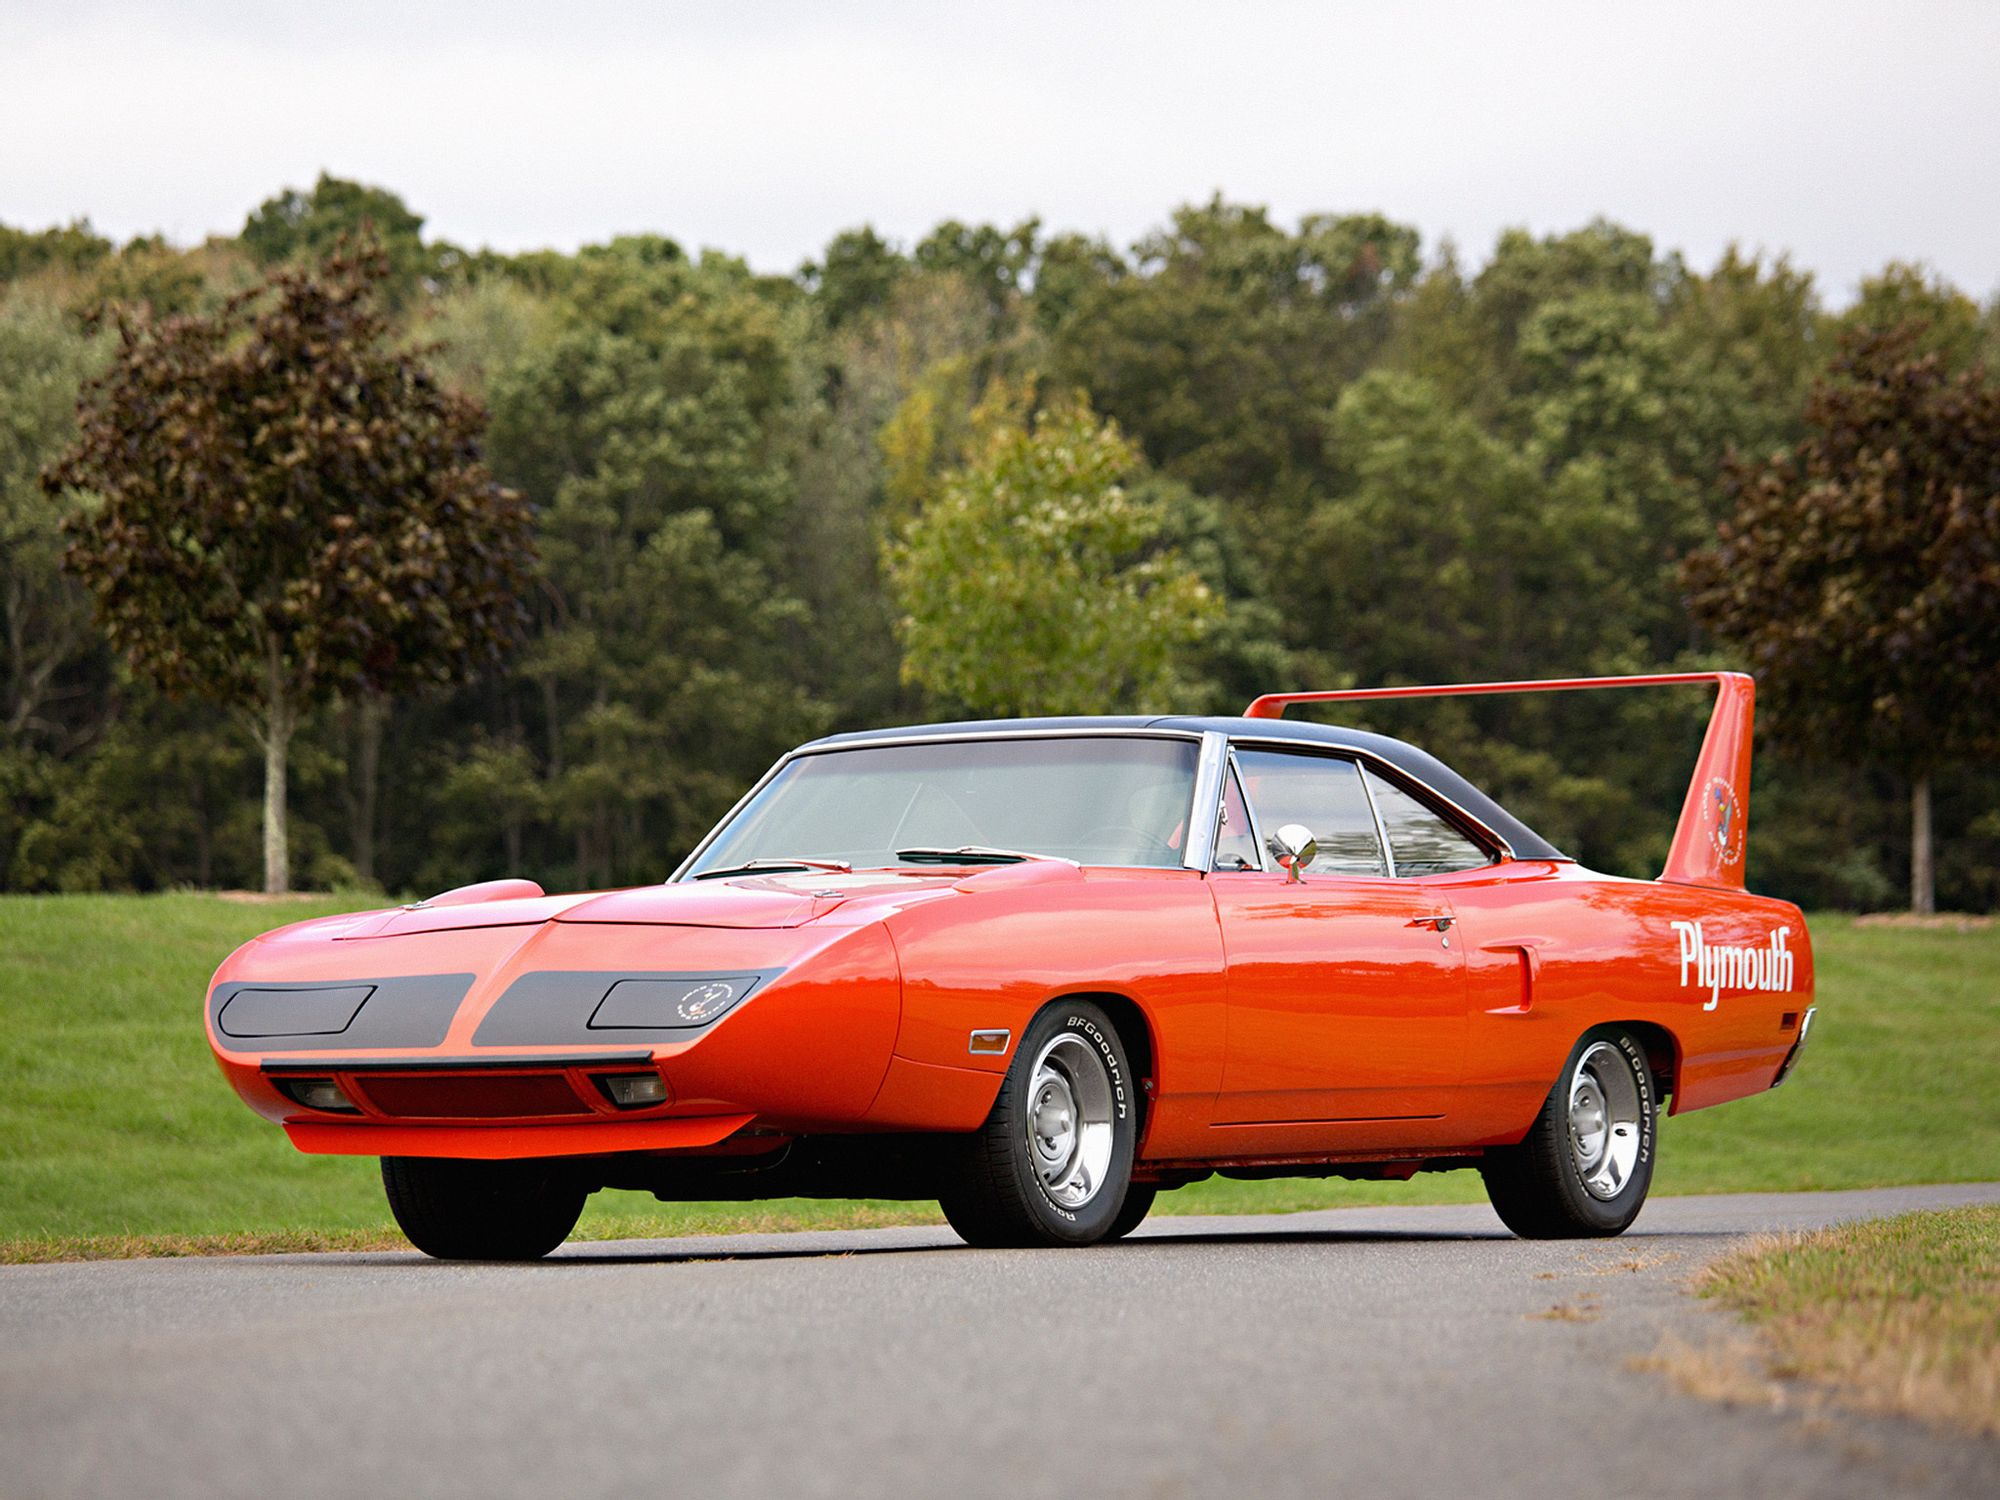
[1363,767,1492,876]
[1211,763,1262,871]
[1234,749,1387,877]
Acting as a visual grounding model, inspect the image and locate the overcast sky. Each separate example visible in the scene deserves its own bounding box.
[5,1,1997,303]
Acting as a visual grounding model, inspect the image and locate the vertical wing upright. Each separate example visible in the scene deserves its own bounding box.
[1659,671,1755,891]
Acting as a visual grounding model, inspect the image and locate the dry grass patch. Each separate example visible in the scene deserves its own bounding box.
[1696,1207,2000,1438]
[1529,1294,1602,1322]
[1,1228,409,1264]
[1631,1331,1788,1410]
[1584,1250,1683,1276]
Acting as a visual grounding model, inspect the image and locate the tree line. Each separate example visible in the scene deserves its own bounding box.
[2,174,1995,910]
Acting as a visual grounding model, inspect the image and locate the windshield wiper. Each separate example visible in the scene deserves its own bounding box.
[692,857,853,881]
[893,846,1050,866]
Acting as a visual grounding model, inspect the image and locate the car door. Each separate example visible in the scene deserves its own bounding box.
[1209,747,1470,1133]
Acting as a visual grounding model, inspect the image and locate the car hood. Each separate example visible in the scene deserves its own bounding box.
[330,868,1049,939]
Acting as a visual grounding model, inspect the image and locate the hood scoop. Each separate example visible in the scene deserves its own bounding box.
[556,877,850,929]
[336,892,593,940]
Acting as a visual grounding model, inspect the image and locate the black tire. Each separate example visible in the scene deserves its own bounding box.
[380,1156,588,1261]
[939,999,1139,1247]
[1105,1182,1158,1241]
[1481,1027,1657,1239]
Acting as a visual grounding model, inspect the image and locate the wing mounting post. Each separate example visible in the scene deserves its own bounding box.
[1242,673,1755,892]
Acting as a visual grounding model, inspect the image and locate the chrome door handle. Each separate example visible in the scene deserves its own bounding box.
[1406,913,1455,932]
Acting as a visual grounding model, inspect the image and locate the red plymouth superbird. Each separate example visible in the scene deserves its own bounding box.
[205,674,1815,1258]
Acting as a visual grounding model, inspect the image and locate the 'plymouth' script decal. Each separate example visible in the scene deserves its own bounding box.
[1670,920,1794,1011]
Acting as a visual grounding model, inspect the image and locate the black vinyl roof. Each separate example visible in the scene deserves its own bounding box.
[803,714,1567,862]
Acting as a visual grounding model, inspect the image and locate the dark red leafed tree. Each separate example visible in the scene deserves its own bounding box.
[1685,323,2000,913]
[43,243,535,892]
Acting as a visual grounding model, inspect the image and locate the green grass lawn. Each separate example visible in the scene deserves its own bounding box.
[1,896,1994,1252]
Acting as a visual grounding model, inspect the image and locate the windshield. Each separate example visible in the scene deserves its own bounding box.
[685,735,1199,874]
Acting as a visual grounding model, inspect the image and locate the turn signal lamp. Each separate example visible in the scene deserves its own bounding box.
[277,1077,358,1113]
[600,1074,670,1109]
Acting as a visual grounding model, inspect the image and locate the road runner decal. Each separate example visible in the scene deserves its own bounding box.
[1671,920,1794,1010]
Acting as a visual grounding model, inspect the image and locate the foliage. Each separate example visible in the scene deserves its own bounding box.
[241,173,441,300]
[887,395,1222,716]
[45,243,534,890]
[1,176,1996,908]
[1685,325,2000,775]
[1049,198,1419,514]
[0,219,112,282]
[483,241,827,884]
[0,293,108,751]
[800,225,907,331]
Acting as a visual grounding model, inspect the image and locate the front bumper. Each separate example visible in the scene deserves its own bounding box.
[209,920,917,1152]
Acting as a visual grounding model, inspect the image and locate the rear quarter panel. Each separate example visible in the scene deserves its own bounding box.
[1435,861,1813,1145]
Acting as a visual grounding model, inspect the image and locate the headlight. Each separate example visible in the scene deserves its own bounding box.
[589,975,760,1030]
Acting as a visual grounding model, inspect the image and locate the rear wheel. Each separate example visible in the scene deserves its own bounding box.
[939,999,1139,1247]
[1480,1028,1657,1239]
[380,1156,588,1261]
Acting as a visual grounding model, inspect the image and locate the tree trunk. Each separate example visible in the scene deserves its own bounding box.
[261,645,294,895]
[1910,774,1935,915]
[350,693,386,885]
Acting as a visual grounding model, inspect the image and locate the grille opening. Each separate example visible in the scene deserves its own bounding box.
[357,1072,593,1119]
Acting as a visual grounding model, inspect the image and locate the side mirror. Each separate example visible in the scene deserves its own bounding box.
[1268,823,1318,883]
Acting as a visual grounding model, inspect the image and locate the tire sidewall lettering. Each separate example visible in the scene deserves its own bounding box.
[1022,1007,1134,1228]
[1065,1013,1128,1122]
[1568,1031,1655,1210]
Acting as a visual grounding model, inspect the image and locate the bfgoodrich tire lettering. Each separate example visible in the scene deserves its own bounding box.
[380,1156,588,1261]
[1480,1026,1657,1239]
[939,999,1140,1247]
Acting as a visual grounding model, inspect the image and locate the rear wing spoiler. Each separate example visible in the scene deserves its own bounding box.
[1243,673,1755,891]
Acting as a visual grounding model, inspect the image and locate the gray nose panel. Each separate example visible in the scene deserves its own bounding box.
[208,974,474,1050]
[218,984,375,1038]
[471,969,783,1045]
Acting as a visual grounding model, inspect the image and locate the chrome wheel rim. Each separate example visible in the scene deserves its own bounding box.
[1026,1033,1115,1209]
[1568,1041,1641,1201]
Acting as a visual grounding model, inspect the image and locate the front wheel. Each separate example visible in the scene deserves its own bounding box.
[1480,1028,1657,1239]
[1105,1182,1158,1240]
[381,1156,588,1261]
[939,1000,1140,1247]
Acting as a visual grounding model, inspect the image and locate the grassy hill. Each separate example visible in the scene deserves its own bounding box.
[1,894,1994,1253]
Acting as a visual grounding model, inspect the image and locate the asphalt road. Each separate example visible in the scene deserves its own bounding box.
[3,1183,1997,1500]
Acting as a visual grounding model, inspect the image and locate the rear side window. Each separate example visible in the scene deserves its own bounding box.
[1363,768,1492,875]
[1234,749,1386,877]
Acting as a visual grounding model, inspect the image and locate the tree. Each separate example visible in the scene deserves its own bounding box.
[800,226,907,332]
[484,240,827,886]
[886,394,1221,716]
[242,175,436,302]
[1685,323,2000,912]
[45,244,535,892]
[1048,198,1420,512]
[0,220,112,284]
[0,294,107,751]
